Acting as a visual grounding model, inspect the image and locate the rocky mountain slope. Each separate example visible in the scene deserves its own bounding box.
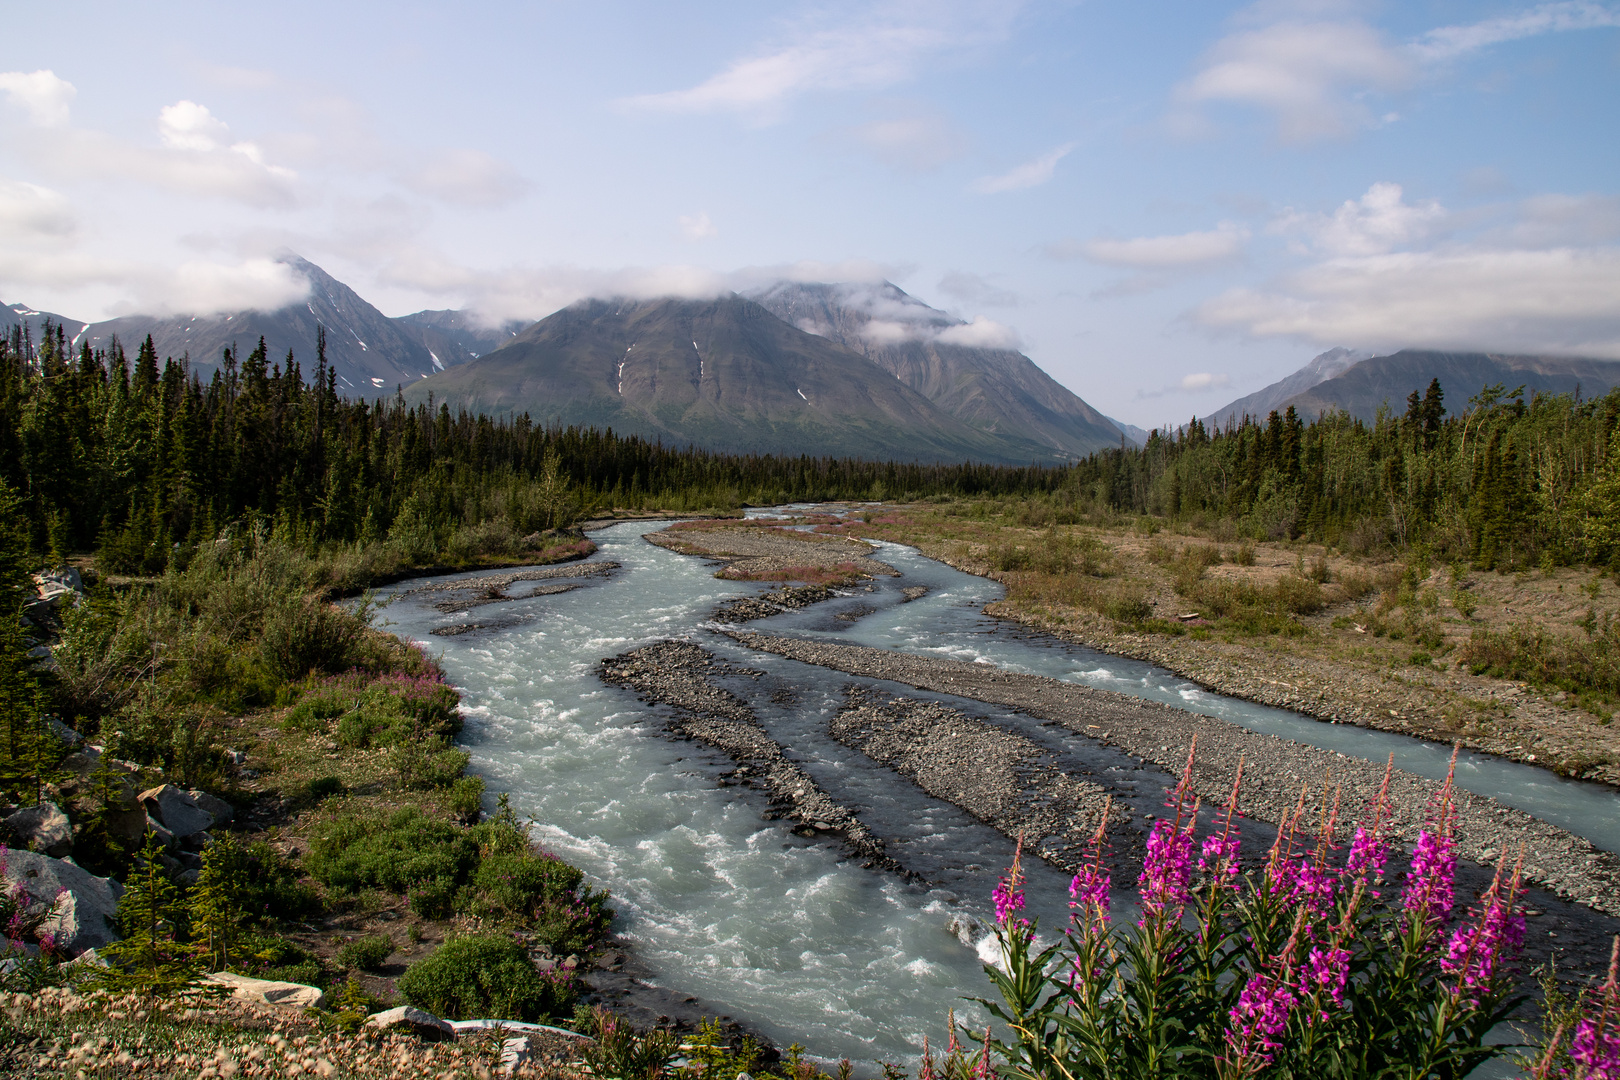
[1277,349,1620,423]
[391,308,527,369]
[1204,347,1371,428]
[748,281,1123,458]
[79,255,436,393]
[404,294,1057,462]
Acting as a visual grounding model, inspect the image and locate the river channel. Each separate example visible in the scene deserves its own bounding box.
[374,515,1620,1069]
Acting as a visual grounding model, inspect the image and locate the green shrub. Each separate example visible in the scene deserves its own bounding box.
[306,775,346,802]
[235,934,323,986]
[259,597,365,680]
[449,775,485,820]
[397,935,576,1022]
[338,934,395,971]
[238,842,323,925]
[305,806,479,897]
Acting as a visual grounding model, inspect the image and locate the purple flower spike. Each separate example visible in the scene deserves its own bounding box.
[1402,828,1457,933]
[1137,818,1194,922]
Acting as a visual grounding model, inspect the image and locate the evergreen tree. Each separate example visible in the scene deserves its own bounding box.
[98,832,207,996]
[190,833,249,973]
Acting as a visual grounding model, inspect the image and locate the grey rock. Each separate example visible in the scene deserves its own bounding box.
[365,1005,456,1042]
[223,749,247,766]
[145,817,176,847]
[0,849,123,956]
[944,912,989,947]
[103,806,147,843]
[206,971,327,1009]
[187,790,234,827]
[47,718,82,746]
[499,1036,532,1075]
[4,801,73,857]
[138,784,214,839]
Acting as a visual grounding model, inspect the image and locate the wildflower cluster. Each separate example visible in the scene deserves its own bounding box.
[974,747,1540,1080]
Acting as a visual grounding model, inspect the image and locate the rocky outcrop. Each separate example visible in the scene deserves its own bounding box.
[0,849,123,955]
[366,1005,456,1041]
[206,971,328,1009]
[3,801,73,856]
[138,785,215,840]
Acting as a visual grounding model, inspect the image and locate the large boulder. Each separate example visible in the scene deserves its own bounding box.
[137,785,213,839]
[186,790,234,828]
[205,971,327,1009]
[0,849,123,956]
[366,1005,457,1042]
[3,801,73,857]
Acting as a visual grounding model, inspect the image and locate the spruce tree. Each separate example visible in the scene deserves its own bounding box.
[97,832,206,995]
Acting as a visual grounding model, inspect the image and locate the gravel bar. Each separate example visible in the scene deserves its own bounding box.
[599,640,905,875]
[833,689,1119,872]
[728,630,1620,918]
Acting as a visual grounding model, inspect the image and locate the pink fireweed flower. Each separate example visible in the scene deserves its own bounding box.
[994,835,1029,929]
[1199,833,1241,884]
[1442,847,1527,1007]
[1224,911,1306,1071]
[1070,799,1113,930]
[1403,747,1461,936]
[1568,936,1620,1080]
[1305,944,1350,1019]
[976,1026,993,1080]
[1345,824,1388,883]
[1137,818,1194,922]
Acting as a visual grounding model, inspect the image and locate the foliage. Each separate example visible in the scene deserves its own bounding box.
[304,806,480,897]
[977,748,1533,1080]
[396,934,577,1022]
[338,933,394,971]
[97,833,208,996]
[577,1006,681,1080]
[189,832,250,972]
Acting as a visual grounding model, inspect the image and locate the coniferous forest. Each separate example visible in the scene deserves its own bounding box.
[7,320,1620,578]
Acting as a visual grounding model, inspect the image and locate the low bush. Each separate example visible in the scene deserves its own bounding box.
[397,935,577,1022]
[338,934,395,971]
[468,851,613,953]
[306,775,346,802]
[305,806,480,898]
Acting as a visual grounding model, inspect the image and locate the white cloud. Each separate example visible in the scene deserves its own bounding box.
[622,3,1019,119]
[0,250,310,318]
[0,179,76,241]
[971,142,1075,194]
[1272,182,1444,256]
[936,315,1021,349]
[1412,1,1620,62]
[400,148,528,207]
[678,211,717,241]
[1176,2,1620,141]
[1197,246,1620,357]
[1175,19,1413,141]
[0,70,76,127]
[1179,372,1232,391]
[937,270,1017,307]
[157,257,312,315]
[1078,222,1250,268]
[846,104,969,171]
[158,100,232,151]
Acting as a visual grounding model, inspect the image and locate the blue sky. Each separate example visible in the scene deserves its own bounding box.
[1,1,1617,427]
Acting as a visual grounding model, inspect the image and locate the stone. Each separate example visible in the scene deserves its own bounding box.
[498,1036,532,1075]
[145,817,176,847]
[46,718,82,747]
[186,790,234,828]
[137,785,214,839]
[365,1005,456,1042]
[224,749,247,766]
[205,971,327,1009]
[0,849,123,956]
[103,806,148,843]
[4,801,73,857]
[943,912,989,947]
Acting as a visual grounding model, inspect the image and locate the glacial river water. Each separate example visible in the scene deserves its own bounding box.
[375,514,1620,1070]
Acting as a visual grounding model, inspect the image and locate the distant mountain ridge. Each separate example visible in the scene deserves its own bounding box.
[1279,350,1620,423]
[392,309,526,370]
[403,294,1063,463]
[79,255,438,393]
[1204,347,1372,428]
[749,281,1123,458]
